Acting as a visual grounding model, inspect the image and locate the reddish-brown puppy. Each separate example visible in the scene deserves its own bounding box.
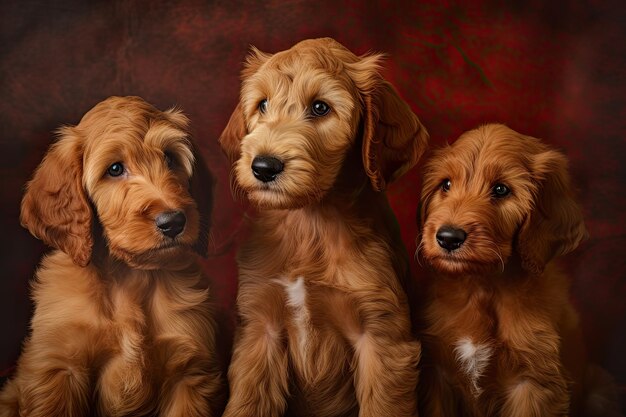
[416,124,588,417]
[219,38,429,417]
[0,96,222,417]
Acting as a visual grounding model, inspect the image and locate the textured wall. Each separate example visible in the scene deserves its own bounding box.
[1,0,624,397]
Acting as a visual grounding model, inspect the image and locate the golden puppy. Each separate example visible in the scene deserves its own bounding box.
[218,37,429,417]
[0,96,222,417]
[416,124,588,417]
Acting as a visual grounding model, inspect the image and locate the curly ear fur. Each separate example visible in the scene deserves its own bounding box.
[20,127,93,267]
[415,187,433,245]
[218,102,247,165]
[517,148,588,274]
[414,156,440,253]
[189,142,215,258]
[219,46,271,164]
[347,55,429,191]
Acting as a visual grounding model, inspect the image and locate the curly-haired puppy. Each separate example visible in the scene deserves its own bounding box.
[416,124,588,417]
[218,38,429,417]
[0,96,222,417]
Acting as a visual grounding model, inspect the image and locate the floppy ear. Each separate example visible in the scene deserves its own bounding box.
[218,102,247,165]
[415,191,431,244]
[415,163,438,247]
[20,127,93,267]
[349,55,429,191]
[517,149,588,274]
[219,46,270,164]
[189,143,215,258]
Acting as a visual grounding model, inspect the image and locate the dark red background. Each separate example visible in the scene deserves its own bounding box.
[1,0,624,404]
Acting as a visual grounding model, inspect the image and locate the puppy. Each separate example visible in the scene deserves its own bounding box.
[218,38,429,417]
[416,124,588,416]
[0,96,222,417]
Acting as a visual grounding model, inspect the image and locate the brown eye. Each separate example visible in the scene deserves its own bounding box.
[311,100,330,117]
[441,179,451,192]
[492,183,510,198]
[107,162,125,177]
[259,99,268,114]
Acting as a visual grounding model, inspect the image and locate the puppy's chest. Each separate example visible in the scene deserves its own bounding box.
[274,276,353,386]
[432,287,531,400]
[105,275,209,354]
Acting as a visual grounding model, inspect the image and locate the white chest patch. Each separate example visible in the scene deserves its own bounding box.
[277,277,311,357]
[284,277,306,310]
[454,337,492,397]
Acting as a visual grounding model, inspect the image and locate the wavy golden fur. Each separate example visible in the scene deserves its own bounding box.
[416,124,589,417]
[0,96,223,417]
[219,38,429,417]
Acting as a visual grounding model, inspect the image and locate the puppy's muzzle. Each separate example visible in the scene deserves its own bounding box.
[155,211,186,238]
[251,156,284,183]
[436,225,467,252]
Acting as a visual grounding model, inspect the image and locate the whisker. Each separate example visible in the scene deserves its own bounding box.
[483,240,505,273]
[414,238,426,267]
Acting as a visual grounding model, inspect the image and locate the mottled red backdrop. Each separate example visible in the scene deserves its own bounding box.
[1,0,624,401]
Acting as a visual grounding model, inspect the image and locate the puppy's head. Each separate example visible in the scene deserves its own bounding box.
[417,124,587,275]
[219,37,429,209]
[20,96,213,269]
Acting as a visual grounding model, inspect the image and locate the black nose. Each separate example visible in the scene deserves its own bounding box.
[155,211,186,238]
[251,156,284,182]
[436,225,467,252]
